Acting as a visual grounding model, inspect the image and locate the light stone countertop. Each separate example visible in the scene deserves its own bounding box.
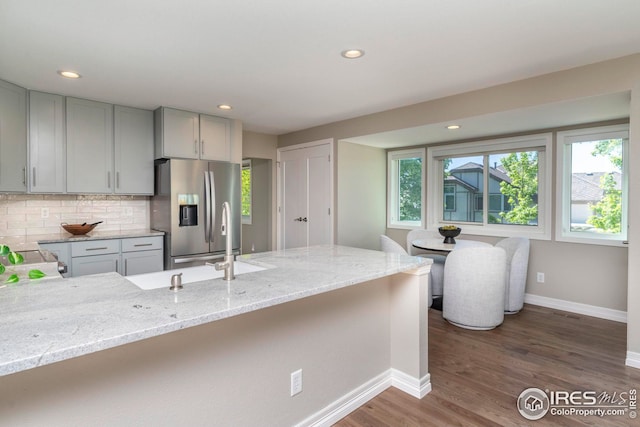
[0,245,429,377]
[0,229,164,252]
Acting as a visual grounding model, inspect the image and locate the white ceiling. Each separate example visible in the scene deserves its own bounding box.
[1,0,639,138]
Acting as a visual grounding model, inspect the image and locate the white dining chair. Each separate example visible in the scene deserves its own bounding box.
[442,246,507,330]
[495,237,530,314]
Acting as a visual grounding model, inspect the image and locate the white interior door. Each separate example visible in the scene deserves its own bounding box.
[278,141,333,249]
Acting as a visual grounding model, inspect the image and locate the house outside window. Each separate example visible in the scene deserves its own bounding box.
[428,134,552,239]
[556,124,628,246]
[388,148,425,228]
[241,159,252,225]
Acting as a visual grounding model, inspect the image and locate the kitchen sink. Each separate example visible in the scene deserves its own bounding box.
[125,261,268,290]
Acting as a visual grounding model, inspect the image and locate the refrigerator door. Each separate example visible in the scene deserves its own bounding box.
[169,159,211,258]
[209,161,241,253]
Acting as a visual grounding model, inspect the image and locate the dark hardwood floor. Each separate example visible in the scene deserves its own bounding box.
[335,304,640,426]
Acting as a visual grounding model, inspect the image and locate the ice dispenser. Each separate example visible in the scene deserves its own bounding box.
[178,194,199,227]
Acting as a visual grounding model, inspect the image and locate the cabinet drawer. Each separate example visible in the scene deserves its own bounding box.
[71,239,120,257]
[121,236,163,252]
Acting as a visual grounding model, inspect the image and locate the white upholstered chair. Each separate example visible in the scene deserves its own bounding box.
[380,234,408,254]
[495,237,530,314]
[406,229,446,297]
[442,246,507,330]
[380,234,432,308]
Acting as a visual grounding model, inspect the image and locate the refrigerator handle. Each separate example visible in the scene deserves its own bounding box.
[209,170,216,242]
[204,171,211,243]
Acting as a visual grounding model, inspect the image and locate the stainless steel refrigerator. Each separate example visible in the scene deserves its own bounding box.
[151,159,241,269]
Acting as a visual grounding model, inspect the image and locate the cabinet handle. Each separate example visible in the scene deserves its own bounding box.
[116,171,120,189]
[201,140,205,155]
[32,167,36,187]
[133,243,153,247]
[124,259,127,275]
[107,171,111,189]
[23,167,26,185]
[194,140,198,154]
[116,259,119,273]
[86,247,108,251]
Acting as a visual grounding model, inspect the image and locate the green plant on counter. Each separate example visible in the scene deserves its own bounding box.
[0,245,46,284]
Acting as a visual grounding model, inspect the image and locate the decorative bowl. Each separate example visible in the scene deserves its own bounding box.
[61,222,101,235]
[438,226,461,244]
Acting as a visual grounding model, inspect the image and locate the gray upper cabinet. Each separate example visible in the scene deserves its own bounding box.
[66,97,114,193]
[29,91,66,193]
[155,107,200,159]
[200,114,230,161]
[0,80,27,192]
[155,107,230,161]
[114,106,154,194]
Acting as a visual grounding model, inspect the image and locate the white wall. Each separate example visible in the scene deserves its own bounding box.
[337,141,387,250]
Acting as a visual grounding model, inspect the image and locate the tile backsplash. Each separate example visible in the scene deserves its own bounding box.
[0,194,150,237]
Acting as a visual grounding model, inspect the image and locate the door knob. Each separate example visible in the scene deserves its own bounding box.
[302,217,308,222]
[293,217,302,222]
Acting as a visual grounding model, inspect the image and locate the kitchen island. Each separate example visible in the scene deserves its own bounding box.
[0,245,431,427]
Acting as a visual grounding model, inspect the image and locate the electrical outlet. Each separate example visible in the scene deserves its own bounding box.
[290,369,302,396]
[40,208,49,219]
[536,272,545,283]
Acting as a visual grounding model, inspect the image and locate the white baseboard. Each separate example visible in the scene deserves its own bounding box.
[390,368,432,399]
[626,351,640,369]
[524,293,627,323]
[297,369,431,427]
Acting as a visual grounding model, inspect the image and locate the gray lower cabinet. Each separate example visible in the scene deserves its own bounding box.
[0,80,27,192]
[41,236,163,278]
[39,242,72,278]
[71,239,120,276]
[120,236,163,275]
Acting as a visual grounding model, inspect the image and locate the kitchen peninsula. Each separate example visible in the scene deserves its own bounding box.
[0,245,431,427]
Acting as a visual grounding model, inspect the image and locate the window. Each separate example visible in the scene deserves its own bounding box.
[556,124,628,245]
[388,148,425,228]
[241,159,252,224]
[428,134,552,239]
[444,185,456,211]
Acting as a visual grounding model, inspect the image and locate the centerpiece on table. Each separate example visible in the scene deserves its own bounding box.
[438,225,461,244]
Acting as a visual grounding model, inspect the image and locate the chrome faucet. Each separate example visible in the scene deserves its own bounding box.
[214,201,235,281]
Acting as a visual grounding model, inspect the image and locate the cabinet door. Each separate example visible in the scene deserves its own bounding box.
[29,91,66,193]
[66,97,114,193]
[199,114,230,161]
[121,249,163,276]
[157,108,199,159]
[114,106,153,194]
[39,242,71,277]
[72,253,120,276]
[0,80,27,192]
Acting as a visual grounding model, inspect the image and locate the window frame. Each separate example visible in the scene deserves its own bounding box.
[387,148,426,229]
[427,133,552,239]
[555,124,629,246]
[241,159,252,225]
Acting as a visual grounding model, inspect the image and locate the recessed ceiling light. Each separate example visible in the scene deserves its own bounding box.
[57,70,81,79]
[217,104,232,110]
[341,49,365,59]
[446,124,461,130]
